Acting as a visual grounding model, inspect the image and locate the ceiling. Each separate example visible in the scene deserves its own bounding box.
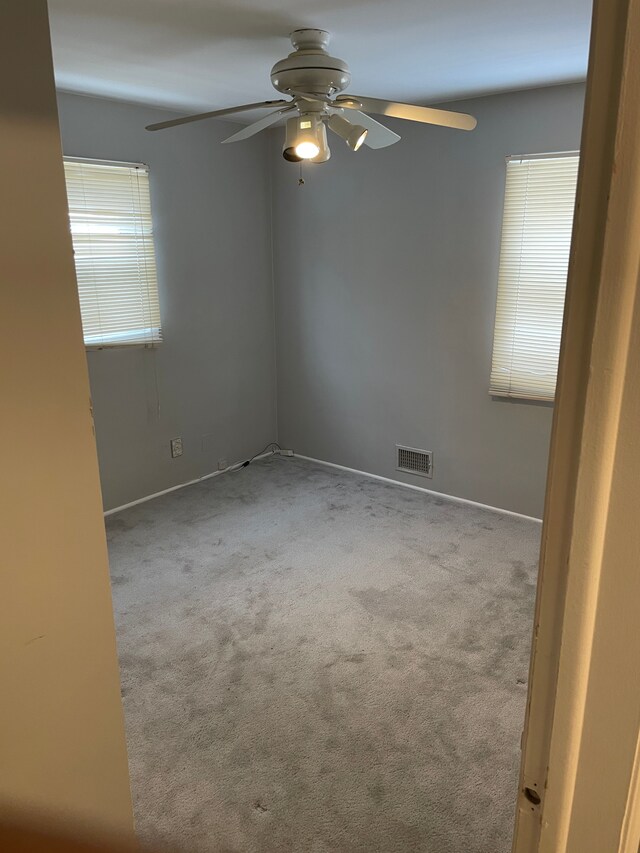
[48,0,592,120]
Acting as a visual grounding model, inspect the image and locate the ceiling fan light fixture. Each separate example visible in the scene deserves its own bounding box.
[328,114,368,151]
[293,114,323,160]
[283,114,331,163]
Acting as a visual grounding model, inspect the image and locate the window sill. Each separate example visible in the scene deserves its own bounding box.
[84,328,162,350]
[490,391,554,407]
[86,342,162,351]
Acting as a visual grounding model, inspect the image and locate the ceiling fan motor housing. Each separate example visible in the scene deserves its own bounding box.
[270,29,351,97]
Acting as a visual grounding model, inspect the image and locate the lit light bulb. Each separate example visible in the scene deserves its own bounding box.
[352,129,367,151]
[327,114,368,152]
[295,141,321,159]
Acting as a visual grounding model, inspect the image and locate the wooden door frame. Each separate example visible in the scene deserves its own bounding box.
[512,0,640,849]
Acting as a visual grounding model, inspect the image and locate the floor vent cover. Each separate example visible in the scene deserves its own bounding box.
[397,445,433,479]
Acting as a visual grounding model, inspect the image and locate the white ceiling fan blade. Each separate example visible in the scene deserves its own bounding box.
[336,95,477,132]
[221,106,297,144]
[331,108,400,149]
[145,100,290,132]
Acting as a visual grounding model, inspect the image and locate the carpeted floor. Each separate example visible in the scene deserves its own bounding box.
[106,455,540,853]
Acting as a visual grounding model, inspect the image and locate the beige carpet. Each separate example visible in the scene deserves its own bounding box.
[106,455,539,852]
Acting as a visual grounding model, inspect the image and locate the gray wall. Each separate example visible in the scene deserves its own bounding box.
[270,83,585,518]
[57,93,277,511]
[57,84,584,518]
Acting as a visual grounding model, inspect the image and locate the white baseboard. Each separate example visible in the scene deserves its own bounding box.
[104,449,542,524]
[294,454,543,524]
[103,451,273,517]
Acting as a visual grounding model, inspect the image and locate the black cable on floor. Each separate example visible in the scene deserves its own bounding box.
[228,441,283,472]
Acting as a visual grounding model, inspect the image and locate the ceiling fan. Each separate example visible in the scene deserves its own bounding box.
[146,29,477,163]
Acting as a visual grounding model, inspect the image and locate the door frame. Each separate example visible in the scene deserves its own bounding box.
[512,0,640,849]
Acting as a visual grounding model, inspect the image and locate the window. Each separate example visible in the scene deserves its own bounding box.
[490,152,580,401]
[64,157,161,347]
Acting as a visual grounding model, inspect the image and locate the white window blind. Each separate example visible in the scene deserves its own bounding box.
[490,152,579,401]
[64,158,161,347]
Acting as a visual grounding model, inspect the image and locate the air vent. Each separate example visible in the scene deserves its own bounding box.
[396,445,433,479]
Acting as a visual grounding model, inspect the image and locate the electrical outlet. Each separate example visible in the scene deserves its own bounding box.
[218,458,228,470]
[170,437,183,458]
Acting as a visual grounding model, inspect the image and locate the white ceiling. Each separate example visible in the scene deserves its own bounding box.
[48,0,592,119]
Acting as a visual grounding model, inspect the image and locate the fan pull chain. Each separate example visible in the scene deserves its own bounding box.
[298,162,305,186]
